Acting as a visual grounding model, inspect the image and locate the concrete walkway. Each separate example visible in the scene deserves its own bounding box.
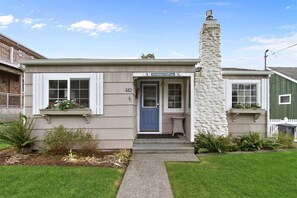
[116,154,198,198]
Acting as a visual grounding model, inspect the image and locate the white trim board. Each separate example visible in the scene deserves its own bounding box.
[269,69,297,84]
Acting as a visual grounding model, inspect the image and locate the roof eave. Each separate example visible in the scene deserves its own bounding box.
[222,70,273,76]
[20,59,200,66]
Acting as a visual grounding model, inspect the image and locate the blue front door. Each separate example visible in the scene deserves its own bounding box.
[140,81,159,132]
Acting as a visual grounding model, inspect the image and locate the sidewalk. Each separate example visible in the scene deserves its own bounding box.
[116,153,198,198]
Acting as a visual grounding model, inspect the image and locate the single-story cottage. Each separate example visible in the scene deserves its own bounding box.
[21,11,271,150]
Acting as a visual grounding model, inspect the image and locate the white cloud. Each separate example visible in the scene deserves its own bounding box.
[286,5,294,9]
[31,23,46,29]
[278,24,297,30]
[96,22,121,32]
[69,20,96,31]
[0,26,8,29]
[0,15,14,25]
[223,33,297,68]
[23,18,33,25]
[171,50,185,58]
[244,33,297,53]
[68,20,122,36]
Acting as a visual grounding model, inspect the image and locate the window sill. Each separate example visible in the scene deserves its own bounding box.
[40,109,92,124]
[229,108,265,122]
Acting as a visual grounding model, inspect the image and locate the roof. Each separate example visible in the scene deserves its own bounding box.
[0,33,45,59]
[20,58,200,66]
[268,67,297,83]
[222,67,272,76]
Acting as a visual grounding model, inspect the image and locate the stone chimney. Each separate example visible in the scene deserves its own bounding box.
[194,10,228,135]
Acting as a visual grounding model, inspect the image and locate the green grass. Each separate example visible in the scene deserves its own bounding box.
[0,123,12,150]
[0,141,11,150]
[166,150,297,198]
[0,166,123,198]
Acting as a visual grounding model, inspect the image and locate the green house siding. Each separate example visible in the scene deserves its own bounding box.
[270,74,297,119]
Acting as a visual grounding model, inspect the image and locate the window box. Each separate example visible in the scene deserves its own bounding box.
[229,108,265,122]
[40,109,92,124]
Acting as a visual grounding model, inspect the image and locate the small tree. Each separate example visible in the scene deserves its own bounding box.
[140,53,155,59]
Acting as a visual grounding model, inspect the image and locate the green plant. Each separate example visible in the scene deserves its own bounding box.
[277,133,295,149]
[109,149,132,165]
[44,125,96,154]
[236,132,263,151]
[233,103,261,109]
[0,115,36,153]
[46,99,86,110]
[262,137,281,150]
[79,140,99,156]
[194,132,236,153]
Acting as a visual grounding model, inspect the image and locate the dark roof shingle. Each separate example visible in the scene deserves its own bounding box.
[269,67,297,81]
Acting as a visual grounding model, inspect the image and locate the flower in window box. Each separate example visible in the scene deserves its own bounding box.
[45,99,86,110]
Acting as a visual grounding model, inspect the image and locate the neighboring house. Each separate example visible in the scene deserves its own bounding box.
[0,33,45,121]
[268,67,297,119]
[21,11,271,150]
[223,68,272,137]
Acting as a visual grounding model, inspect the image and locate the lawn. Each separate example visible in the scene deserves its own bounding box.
[0,123,12,150]
[0,166,123,198]
[0,141,11,150]
[166,150,297,198]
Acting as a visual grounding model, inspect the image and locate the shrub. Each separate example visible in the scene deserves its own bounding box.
[277,133,295,149]
[109,149,132,165]
[236,132,263,151]
[194,132,237,153]
[262,137,281,150]
[0,115,36,153]
[44,125,97,154]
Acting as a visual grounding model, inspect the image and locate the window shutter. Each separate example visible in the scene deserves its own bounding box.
[32,74,44,115]
[96,73,104,114]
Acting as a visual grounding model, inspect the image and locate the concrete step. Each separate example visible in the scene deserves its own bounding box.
[134,135,191,144]
[133,143,194,154]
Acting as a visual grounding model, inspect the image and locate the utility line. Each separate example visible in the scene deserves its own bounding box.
[271,43,297,55]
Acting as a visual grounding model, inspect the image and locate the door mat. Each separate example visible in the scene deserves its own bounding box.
[137,134,179,139]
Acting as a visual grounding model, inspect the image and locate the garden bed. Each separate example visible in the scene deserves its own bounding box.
[0,148,129,168]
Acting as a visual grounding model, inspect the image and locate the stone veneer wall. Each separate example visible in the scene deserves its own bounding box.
[194,14,228,135]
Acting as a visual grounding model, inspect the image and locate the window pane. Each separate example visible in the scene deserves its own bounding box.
[168,83,182,109]
[81,90,89,98]
[280,96,290,103]
[232,83,258,107]
[49,80,58,89]
[59,80,67,89]
[70,79,90,107]
[143,85,157,107]
[49,90,57,98]
[70,80,79,89]
[49,80,68,104]
[81,80,89,89]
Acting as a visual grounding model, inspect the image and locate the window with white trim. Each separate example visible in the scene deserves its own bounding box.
[164,80,184,112]
[48,79,90,107]
[33,73,103,115]
[279,94,291,105]
[232,83,258,107]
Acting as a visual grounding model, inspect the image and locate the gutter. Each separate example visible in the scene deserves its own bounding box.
[223,70,273,76]
[20,59,200,67]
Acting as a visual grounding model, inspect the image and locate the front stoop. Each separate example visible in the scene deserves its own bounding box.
[133,135,194,154]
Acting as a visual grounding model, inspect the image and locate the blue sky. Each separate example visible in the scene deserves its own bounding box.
[0,0,296,69]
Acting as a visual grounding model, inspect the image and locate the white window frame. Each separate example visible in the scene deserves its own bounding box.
[279,94,291,105]
[225,80,261,110]
[164,79,184,113]
[33,73,103,115]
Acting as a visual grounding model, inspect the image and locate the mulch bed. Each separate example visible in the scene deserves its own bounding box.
[0,149,127,168]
